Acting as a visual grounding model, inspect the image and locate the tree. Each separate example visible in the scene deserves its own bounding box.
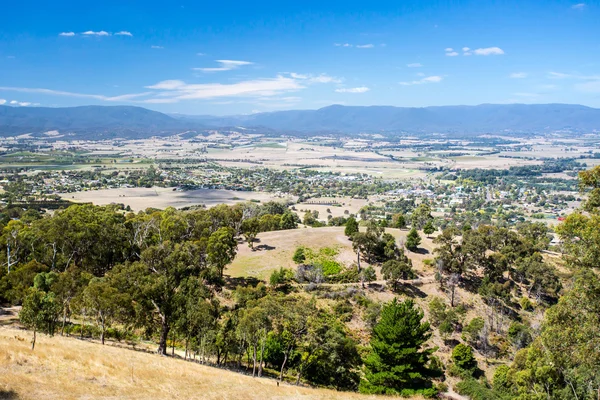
[423,220,435,238]
[381,257,415,290]
[451,343,478,374]
[279,211,297,230]
[405,228,421,252]
[292,246,306,264]
[241,217,260,250]
[114,241,206,355]
[344,217,359,237]
[360,266,377,288]
[83,277,130,344]
[19,288,61,350]
[392,213,407,229]
[411,203,433,230]
[207,227,237,278]
[360,298,439,397]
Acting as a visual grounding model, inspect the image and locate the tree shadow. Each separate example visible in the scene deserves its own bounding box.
[0,389,19,400]
[254,244,276,251]
[412,247,430,255]
[395,283,427,298]
[223,276,264,290]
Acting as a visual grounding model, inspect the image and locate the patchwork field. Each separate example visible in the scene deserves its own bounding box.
[60,187,294,211]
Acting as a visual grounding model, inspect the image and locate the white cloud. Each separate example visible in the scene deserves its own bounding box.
[446,51,459,57]
[445,48,454,52]
[572,3,585,9]
[407,63,423,68]
[115,31,133,36]
[462,47,470,52]
[194,59,253,72]
[399,75,443,85]
[145,75,304,100]
[0,99,6,105]
[510,72,528,78]
[151,45,164,49]
[334,43,353,47]
[8,100,31,106]
[335,87,370,93]
[548,71,571,79]
[82,30,110,36]
[196,52,206,56]
[59,32,75,37]
[473,47,505,55]
[356,44,374,48]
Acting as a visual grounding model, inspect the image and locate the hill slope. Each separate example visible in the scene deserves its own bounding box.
[0,327,397,400]
[2,103,600,138]
[0,105,197,138]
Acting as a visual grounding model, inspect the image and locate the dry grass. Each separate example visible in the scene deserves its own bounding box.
[0,327,406,400]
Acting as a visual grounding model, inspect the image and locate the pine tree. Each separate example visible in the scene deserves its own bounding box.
[423,220,436,238]
[359,298,439,397]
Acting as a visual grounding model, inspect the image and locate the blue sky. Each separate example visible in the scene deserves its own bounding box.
[1,0,599,115]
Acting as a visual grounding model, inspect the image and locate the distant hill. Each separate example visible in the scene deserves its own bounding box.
[0,105,198,138]
[2,103,600,138]
[202,103,600,134]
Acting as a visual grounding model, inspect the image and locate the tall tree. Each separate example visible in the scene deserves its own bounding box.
[19,288,61,350]
[360,298,439,397]
[207,227,237,278]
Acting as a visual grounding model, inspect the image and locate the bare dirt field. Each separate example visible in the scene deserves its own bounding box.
[0,327,402,400]
[60,187,294,211]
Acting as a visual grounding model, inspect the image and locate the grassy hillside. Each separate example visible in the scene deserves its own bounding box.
[0,327,415,400]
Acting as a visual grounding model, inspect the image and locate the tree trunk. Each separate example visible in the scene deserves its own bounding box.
[61,306,68,336]
[31,327,36,351]
[157,318,170,355]
[184,337,189,360]
[356,249,361,271]
[258,335,266,377]
[279,348,290,382]
[101,320,105,345]
[252,341,257,377]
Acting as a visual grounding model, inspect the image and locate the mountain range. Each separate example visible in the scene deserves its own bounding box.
[1,103,600,138]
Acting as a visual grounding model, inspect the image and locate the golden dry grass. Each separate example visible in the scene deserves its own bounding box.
[0,327,407,400]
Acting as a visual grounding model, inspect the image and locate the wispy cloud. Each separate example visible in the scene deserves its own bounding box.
[82,30,110,36]
[407,63,423,68]
[444,48,454,52]
[510,72,528,78]
[334,43,353,47]
[9,100,31,106]
[0,86,151,102]
[462,47,470,52]
[572,3,586,10]
[335,87,370,93]
[0,72,339,104]
[399,76,443,85]
[356,44,374,48]
[546,71,600,92]
[145,75,304,101]
[473,47,504,55]
[151,45,164,49]
[446,51,459,57]
[196,52,206,56]
[59,32,75,37]
[193,60,253,72]
[0,99,6,105]
[115,31,133,37]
